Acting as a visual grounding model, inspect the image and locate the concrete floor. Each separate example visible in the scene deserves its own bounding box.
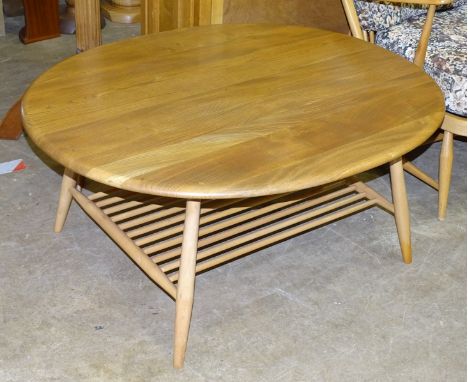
[0,15,466,382]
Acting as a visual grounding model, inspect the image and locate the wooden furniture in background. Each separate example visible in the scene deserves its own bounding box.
[0,0,101,141]
[101,0,140,23]
[141,0,223,33]
[22,25,445,367]
[60,0,106,35]
[20,0,60,44]
[341,0,467,220]
[141,0,348,33]
[74,0,101,51]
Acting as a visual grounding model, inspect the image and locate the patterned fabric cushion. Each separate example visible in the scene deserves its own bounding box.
[375,5,467,116]
[354,1,427,31]
[353,0,463,32]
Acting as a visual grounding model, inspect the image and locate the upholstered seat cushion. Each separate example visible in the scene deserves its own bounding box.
[375,5,467,116]
[354,0,463,32]
[354,0,427,31]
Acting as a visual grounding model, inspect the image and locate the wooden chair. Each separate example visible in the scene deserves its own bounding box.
[341,0,467,220]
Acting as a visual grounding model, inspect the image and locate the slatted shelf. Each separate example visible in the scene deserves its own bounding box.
[80,180,391,291]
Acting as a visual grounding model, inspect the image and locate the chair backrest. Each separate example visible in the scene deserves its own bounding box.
[340,0,439,67]
[142,0,350,34]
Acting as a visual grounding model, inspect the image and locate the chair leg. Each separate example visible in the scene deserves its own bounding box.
[438,131,454,221]
[390,158,412,264]
[173,200,201,369]
[54,168,77,233]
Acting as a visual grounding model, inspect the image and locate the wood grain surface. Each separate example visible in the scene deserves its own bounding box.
[22,25,445,199]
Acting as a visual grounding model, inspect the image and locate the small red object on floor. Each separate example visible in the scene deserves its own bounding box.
[0,159,27,175]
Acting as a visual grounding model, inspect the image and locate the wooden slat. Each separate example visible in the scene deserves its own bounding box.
[340,0,364,39]
[71,188,177,298]
[102,195,162,215]
[135,188,328,246]
[88,191,110,201]
[95,195,134,208]
[93,190,134,206]
[162,196,374,273]
[88,188,128,201]
[153,191,365,265]
[82,180,395,285]
[119,197,239,234]
[130,198,241,244]
[126,192,293,239]
[182,193,366,254]
[169,199,376,281]
[119,197,242,233]
[120,204,186,231]
[146,185,358,258]
[110,198,172,222]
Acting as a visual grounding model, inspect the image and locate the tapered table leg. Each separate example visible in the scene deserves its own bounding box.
[55,168,77,233]
[390,158,412,264]
[438,131,453,221]
[174,200,201,368]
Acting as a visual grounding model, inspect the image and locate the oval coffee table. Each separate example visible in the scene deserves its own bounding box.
[21,24,445,368]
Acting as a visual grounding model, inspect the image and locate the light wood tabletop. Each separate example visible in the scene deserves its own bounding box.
[22,24,445,199]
